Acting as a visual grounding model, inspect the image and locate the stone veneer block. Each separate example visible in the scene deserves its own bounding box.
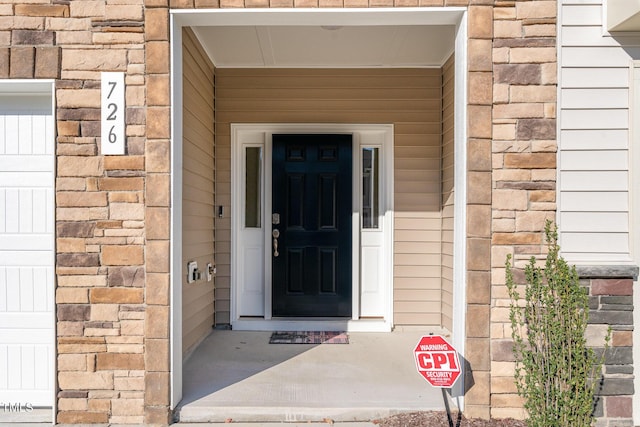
[57,411,109,424]
[147,75,171,106]
[145,372,170,406]
[146,273,170,305]
[467,172,492,204]
[467,205,491,238]
[34,46,61,79]
[504,153,556,169]
[15,4,69,17]
[98,177,144,191]
[469,72,493,105]
[466,271,491,305]
[144,405,172,425]
[145,306,170,339]
[468,6,493,39]
[146,207,170,239]
[9,46,34,78]
[146,240,170,272]
[104,156,145,170]
[465,371,491,405]
[102,245,144,266]
[591,279,633,296]
[89,287,144,304]
[467,105,492,138]
[147,107,171,139]
[58,371,114,390]
[494,64,541,85]
[146,139,171,172]
[465,337,491,371]
[146,41,170,74]
[145,339,170,371]
[468,39,492,72]
[0,48,8,78]
[96,353,145,370]
[466,304,490,337]
[146,174,171,206]
[467,139,492,171]
[145,8,169,40]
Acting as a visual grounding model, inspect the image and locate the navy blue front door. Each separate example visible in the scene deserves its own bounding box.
[271,134,352,317]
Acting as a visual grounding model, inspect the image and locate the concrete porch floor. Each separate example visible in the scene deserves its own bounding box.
[177,330,457,423]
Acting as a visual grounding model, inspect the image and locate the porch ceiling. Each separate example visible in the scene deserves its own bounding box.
[192,25,456,68]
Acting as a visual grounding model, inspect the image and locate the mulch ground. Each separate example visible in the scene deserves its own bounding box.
[373,411,527,427]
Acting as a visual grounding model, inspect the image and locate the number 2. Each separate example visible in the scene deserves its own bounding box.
[106,103,117,121]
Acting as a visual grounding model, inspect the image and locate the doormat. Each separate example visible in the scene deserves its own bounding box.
[269,331,349,344]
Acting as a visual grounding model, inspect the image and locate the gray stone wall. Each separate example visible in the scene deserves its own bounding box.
[579,266,637,427]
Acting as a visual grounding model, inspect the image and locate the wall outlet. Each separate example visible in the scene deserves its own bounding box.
[187,261,198,284]
[206,263,213,282]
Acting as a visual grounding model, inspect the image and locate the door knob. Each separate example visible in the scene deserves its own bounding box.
[272,229,280,257]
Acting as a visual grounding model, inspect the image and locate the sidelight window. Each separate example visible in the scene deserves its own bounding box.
[245,146,262,228]
[362,147,379,229]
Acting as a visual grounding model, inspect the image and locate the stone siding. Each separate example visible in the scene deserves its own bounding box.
[3,0,168,424]
[0,0,571,424]
[580,267,637,427]
[489,0,558,420]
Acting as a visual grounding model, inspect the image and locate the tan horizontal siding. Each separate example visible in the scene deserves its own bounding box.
[215,67,444,326]
[182,28,215,355]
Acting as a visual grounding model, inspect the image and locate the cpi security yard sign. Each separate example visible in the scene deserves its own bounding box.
[414,335,461,388]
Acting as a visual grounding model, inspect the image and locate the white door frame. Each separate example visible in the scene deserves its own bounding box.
[170,7,468,409]
[231,124,394,332]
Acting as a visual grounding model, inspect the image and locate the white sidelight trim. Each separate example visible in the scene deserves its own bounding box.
[231,124,394,332]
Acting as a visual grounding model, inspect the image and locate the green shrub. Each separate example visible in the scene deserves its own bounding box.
[506,221,609,427]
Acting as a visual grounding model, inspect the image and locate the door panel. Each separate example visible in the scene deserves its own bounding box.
[0,106,55,406]
[272,134,352,317]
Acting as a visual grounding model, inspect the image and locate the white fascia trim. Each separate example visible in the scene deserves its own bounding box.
[0,79,55,94]
[630,61,640,426]
[169,13,184,410]
[556,0,563,240]
[450,11,467,407]
[171,7,466,27]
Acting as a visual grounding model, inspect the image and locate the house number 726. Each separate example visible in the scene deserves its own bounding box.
[101,72,125,155]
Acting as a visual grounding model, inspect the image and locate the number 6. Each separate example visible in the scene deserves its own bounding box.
[108,126,117,144]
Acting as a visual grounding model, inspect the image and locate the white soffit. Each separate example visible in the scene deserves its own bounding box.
[173,9,463,68]
[192,25,456,68]
[608,0,640,32]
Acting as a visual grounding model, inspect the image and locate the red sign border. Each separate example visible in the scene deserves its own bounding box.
[413,335,461,388]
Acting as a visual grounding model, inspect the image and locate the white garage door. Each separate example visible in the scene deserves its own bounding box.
[0,83,55,407]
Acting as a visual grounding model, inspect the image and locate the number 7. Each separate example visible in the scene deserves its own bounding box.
[107,81,117,99]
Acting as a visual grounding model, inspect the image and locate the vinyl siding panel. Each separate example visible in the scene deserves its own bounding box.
[559,1,632,263]
[182,28,215,355]
[215,67,445,326]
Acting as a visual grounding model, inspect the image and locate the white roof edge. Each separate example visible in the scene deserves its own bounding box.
[607,0,640,32]
[171,7,466,27]
[0,79,54,95]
